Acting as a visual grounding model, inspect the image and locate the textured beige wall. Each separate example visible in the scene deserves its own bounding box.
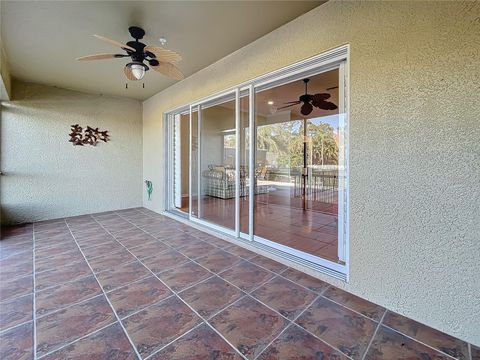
[1,81,143,224]
[143,1,480,344]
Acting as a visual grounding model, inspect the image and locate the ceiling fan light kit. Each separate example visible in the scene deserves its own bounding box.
[77,26,184,83]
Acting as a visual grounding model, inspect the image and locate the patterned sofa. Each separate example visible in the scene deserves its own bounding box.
[202,165,268,199]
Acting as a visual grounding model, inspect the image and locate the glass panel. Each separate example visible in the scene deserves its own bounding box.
[253,68,342,263]
[190,108,199,218]
[198,95,236,230]
[239,93,249,235]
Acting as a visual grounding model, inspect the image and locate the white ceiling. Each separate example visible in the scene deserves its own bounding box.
[1,1,323,100]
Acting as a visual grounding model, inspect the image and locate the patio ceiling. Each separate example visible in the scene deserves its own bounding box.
[1,1,324,100]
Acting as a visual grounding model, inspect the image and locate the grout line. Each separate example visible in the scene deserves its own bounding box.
[379,319,460,360]
[361,308,387,360]
[36,321,120,359]
[142,322,206,360]
[63,219,142,360]
[95,211,249,360]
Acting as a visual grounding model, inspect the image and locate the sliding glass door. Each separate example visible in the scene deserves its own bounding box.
[253,68,345,264]
[166,46,349,278]
[191,93,237,232]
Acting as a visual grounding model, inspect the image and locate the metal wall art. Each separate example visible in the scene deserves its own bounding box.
[69,124,110,146]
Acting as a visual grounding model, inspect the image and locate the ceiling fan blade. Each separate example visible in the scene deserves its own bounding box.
[93,34,135,52]
[277,101,301,110]
[301,102,313,116]
[326,86,338,91]
[124,65,137,81]
[312,93,331,101]
[313,101,338,111]
[151,62,184,80]
[76,53,126,61]
[144,45,182,63]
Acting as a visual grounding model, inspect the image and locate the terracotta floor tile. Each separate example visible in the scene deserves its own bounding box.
[224,245,258,260]
[177,241,218,259]
[35,249,85,272]
[150,323,242,360]
[122,296,201,358]
[220,260,274,292]
[281,268,330,293]
[107,276,172,318]
[34,234,74,249]
[252,276,316,320]
[0,242,33,259]
[88,249,137,273]
[81,242,125,260]
[41,322,137,360]
[0,274,33,301]
[0,257,33,279]
[36,275,102,316]
[162,234,203,249]
[35,228,71,240]
[295,297,377,359]
[1,223,33,238]
[34,241,79,258]
[142,250,189,274]
[35,261,92,291]
[0,293,33,331]
[0,321,33,360]
[0,249,32,264]
[364,325,451,360]
[128,241,170,259]
[210,296,289,359]
[323,287,386,321]
[195,234,231,248]
[36,295,115,357]
[74,233,117,248]
[156,261,212,292]
[179,276,243,319]
[96,261,151,292]
[196,249,242,273]
[249,256,288,273]
[257,324,348,360]
[382,311,469,359]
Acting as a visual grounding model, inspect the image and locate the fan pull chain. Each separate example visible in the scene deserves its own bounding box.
[125,83,128,89]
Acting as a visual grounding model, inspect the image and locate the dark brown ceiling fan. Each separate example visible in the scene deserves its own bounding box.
[76,26,184,81]
[278,78,338,116]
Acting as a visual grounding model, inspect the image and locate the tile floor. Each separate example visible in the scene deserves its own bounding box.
[0,207,477,360]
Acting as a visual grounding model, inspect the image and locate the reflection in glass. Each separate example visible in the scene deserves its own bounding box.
[253,69,343,263]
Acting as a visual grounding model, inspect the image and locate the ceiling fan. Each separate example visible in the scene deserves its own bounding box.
[278,78,338,116]
[76,26,184,81]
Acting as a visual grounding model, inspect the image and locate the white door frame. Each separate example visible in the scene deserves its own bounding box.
[165,44,350,281]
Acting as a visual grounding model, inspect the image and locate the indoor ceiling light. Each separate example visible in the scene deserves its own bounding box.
[267,100,274,105]
[130,63,146,80]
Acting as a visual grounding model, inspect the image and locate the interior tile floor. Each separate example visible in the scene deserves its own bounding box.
[1,207,477,360]
[182,192,340,262]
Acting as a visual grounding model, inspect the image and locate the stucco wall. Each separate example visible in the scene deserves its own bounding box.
[1,80,143,224]
[143,1,480,344]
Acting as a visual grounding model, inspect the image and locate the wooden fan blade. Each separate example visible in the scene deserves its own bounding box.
[76,53,124,61]
[277,102,300,110]
[144,45,182,63]
[313,93,331,101]
[326,86,338,91]
[301,102,313,116]
[93,34,135,52]
[124,66,137,81]
[313,101,338,111]
[151,62,184,80]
